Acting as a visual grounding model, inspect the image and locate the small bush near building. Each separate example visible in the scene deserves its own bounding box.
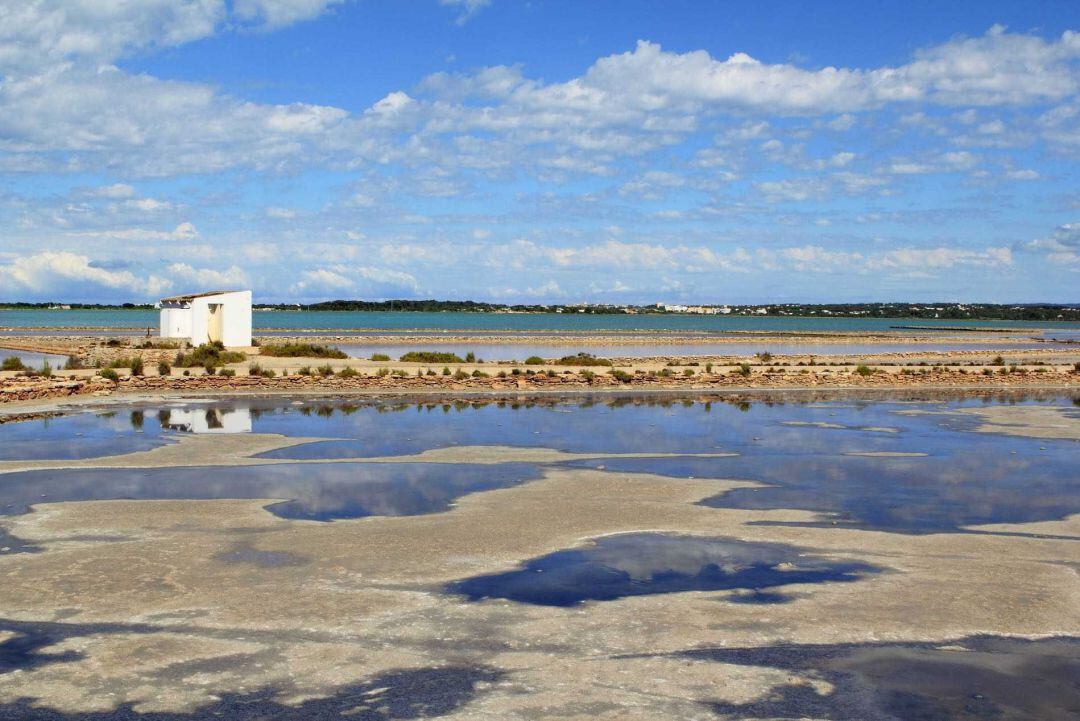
[400,351,464,363]
[174,343,246,368]
[128,357,144,376]
[554,353,612,366]
[260,344,347,359]
[157,360,171,376]
[248,363,275,378]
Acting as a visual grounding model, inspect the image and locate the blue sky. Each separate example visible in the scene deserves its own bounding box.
[0,1,1078,303]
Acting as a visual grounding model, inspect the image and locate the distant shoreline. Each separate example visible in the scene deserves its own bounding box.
[3,302,1079,323]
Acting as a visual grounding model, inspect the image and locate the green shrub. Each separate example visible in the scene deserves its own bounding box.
[756,352,773,362]
[62,356,84,370]
[524,356,545,365]
[157,360,171,376]
[370,353,391,361]
[609,369,633,383]
[472,369,489,378]
[259,343,347,359]
[580,370,596,381]
[248,363,275,378]
[683,369,694,376]
[442,367,451,375]
[338,367,359,378]
[174,343,246,367]
[203,360,216,374]
[1,357,25,371]
[377,367,391,377]
[705,363,713,373]
[659,368,673,377]
[219,368,236,377]
[554,353,612,367]
[99,368,120,382]
[298,366,312,376]
[316,364,335,376]
[453,369,469,380]
[465,352,476,363]
[400,351,464,363]
[39,361,53,378]
[855,364,875,376]
[128,356,144,376]
[991,355,1005,366]
[736,363,752,377]
[545,369,556,377]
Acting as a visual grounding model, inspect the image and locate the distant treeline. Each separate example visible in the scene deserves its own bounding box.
[745,303,1080,321]
[0,302,154,310]
[2,300,1077,321]
[258,299,628,314]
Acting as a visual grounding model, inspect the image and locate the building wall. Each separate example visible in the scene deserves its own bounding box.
[159,291,252,347]
[160,306,192,339]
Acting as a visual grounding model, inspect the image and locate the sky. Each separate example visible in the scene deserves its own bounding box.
[0,0,1078,304]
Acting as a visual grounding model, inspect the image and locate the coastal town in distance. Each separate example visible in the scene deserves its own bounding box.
[0,2,1078,720]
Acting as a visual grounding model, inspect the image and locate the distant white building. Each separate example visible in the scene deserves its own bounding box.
[159,290,252,347]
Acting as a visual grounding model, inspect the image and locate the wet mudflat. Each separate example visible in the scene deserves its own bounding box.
[0,392,1076,719]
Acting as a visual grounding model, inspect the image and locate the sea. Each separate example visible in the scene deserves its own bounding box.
[1,309,1076,335]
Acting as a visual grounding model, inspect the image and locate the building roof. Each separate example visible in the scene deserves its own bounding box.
[159,290,243,303]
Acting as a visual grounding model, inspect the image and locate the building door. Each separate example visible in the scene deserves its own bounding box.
[207,304,224,344]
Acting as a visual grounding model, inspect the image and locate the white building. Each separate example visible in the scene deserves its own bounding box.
[159,290,252,347]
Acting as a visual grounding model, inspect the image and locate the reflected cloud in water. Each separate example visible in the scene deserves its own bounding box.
[446,533,879,606]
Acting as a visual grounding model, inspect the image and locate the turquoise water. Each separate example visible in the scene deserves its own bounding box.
[1,309,1075,333]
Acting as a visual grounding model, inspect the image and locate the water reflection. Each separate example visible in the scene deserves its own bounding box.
[1,462,540,521]
[677,635,1080,721]
[1,394,1077,536]
[157,408,252,434]
[446,533,879,606]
